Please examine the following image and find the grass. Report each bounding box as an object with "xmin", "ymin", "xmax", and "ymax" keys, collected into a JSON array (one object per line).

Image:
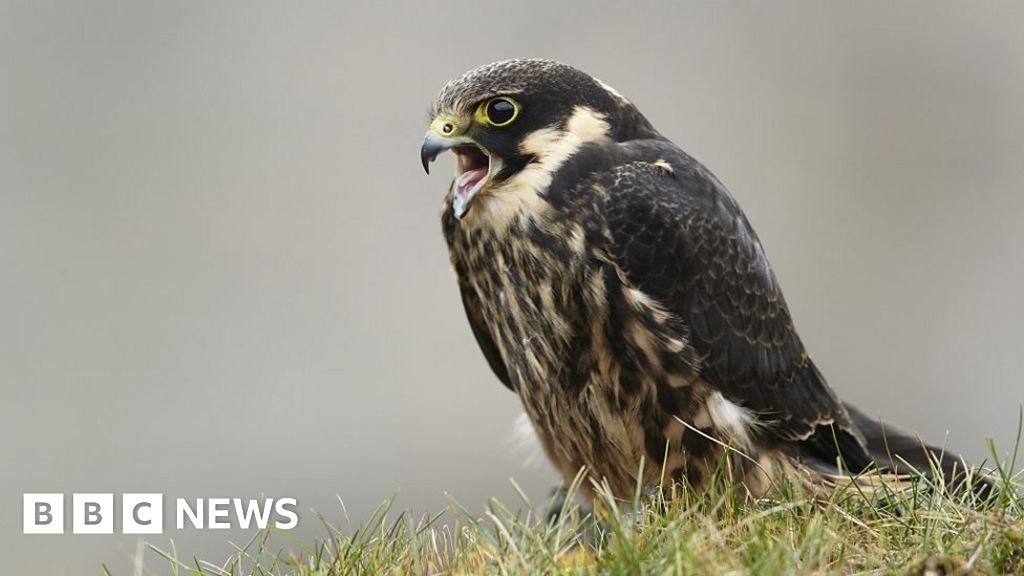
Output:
[{"xmin": 121, "ymin": 433, "xmax": 1023, "ymax": 576}]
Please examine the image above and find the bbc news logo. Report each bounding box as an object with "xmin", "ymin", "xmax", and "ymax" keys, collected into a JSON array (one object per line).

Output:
[{"xmin": 23, "ymin": 494, "xmax": 298, "ymax": 534}]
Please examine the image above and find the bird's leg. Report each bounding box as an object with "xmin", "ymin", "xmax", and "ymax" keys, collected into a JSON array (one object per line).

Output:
[
  {"xmin": 621, "ymin": 484, "xmax": 668, "ymax": 527},
  {"xmin": 543, "ymin": 484, "xmax": 611, "ymax": 549},
  {"xmin": 544, "ymin": 484, "xmax": 592, "ymax": 524}
]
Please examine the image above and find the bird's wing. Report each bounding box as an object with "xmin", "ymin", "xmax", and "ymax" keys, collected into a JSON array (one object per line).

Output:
[
  {"xmin": 598, "ymin": 142, "xmax": 869, "ymax": 466},
  {"xmin": 442, "ymin": 186, "xmax": 514, "ymax": 393},
  {"xmin": 459, "ymin": 281, "xmax": 513, "ymax": 391}
]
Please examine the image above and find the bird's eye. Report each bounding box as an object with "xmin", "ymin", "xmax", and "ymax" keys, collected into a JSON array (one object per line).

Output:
[{"xmin": 477, "ymin": 97, "xmax": 520, "ymax": 127}]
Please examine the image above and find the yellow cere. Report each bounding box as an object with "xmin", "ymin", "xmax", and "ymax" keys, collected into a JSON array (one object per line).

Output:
[{"xmin": 430, "ymin": 115, "xmax": 462, "ymax": 137}]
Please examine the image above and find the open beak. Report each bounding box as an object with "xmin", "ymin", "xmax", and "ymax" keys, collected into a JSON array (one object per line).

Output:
[{"xmin": 421, "ymin": 132, "xmax": 500, "ymax": 220}]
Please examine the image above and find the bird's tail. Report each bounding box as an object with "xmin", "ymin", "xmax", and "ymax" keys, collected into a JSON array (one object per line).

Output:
[
  {"xmin": 780, "ymin": 402, "xmax": 995, "ymax": 503},
  {"xmin": 840, "ymin": 402, "xmax": 994, "ymax": 499}
]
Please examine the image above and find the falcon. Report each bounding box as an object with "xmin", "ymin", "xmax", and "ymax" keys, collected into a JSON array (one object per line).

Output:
[{"xmin": 421, "ymin": 59, "xmax": 988, "ymax": 501}]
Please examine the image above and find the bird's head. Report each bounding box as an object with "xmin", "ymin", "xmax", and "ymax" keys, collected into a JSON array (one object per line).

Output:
[{"xmin": 422, "ymin": 59, "xmax": 659, "ymax": 221}]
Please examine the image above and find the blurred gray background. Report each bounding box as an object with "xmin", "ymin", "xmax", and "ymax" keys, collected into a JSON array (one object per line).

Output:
[{"xmin": 2, "ymin": 1, "xmax": 1023, "ymax": 573}]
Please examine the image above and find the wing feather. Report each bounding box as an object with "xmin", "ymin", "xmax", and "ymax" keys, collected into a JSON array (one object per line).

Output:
[
  {"xmin": 598, "ymin": 143, "xmax": 870, "ymax": 467},
  {"xmin": 459, "ymin": 282, "xmax": 513, "ymax": 391}
]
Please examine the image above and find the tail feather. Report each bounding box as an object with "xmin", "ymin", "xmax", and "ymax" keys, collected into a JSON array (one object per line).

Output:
[{"xmin": 841, "ymin": 402, "xmax": 994, "ymax": 501}]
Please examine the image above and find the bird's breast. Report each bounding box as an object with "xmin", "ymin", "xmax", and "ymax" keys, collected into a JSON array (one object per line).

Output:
[
  {"xmin": 452, "ymin": 222, "xmax": 584, "ymax": 394},
  {"xmin": 446, "ymin": 212, "xmax": 753, "ymax": 496}
]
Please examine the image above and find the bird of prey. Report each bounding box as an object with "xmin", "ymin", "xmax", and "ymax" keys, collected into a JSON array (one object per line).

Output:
[{"xmin": 421, "ymin": 59, "xmax": 988, "ymax": 502}]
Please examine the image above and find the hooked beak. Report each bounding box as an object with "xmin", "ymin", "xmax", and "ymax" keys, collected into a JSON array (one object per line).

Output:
[
  {"xmin": 420, "ymin": 132, "xmax": 461, "ymax": 175},
  {"xmin": 421, "ymin": 131, "xmax": 498, "ymax": 220}
]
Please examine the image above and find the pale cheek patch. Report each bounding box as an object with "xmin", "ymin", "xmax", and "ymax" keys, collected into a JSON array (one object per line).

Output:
[
  {"xmin": 519, "ymin": 127, "xmax": 577, "ymax": 162},
  {"xmin": 472, "ymin": 107, "xmax": 608, "ymax": 231},
  {"xmin": 565, "ymin": 106, "xmax": 610, "ymax": 142},
  {"xmin": 515, "ymin": 107, "xmax": 608, "ymax": 169}
]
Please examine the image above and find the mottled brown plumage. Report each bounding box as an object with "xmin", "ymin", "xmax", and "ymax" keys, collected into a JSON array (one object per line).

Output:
[{"xmin": 422, "ymin": 59, "xmax": 989, "ymax": 502}]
